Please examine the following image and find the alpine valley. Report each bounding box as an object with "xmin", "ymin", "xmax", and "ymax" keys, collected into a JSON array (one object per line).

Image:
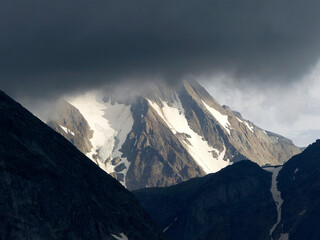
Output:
[{"xmin": 47, "ymin": 80, "xmax": 301, "ymax": 190}]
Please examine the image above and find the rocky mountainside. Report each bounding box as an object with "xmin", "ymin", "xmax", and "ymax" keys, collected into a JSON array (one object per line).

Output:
[
  {"xmin": 47, "ymin": 80, "xmax": 301, "ymax": 190},
  {"xmin": 134, "ymin": 160, "xmax": 277, "ymax": 240},
  {"xmin": 0, "ymin": 91, "xmax": 167, "ymax": 240},
  {"xmin": 133, "ymin": 140, "xmax": 320, "ymax": 240}
]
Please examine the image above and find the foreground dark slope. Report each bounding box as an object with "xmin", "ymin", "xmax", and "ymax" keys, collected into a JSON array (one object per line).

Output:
[
  {"xmin": 134, "ymin": 161, "xmax": 276, "ymax": 240},
  {"xmin": 0, "ymin": 91, "xmax": 166, "ymax": 240},
  {"xmin": 275, "ymin": 139, "xmax": 320, "ymax": 240}
]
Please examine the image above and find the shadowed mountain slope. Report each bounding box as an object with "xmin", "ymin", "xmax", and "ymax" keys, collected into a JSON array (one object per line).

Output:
[
  {"xmin": 0, "ymin": 91, "xmax": 166, "ymax": 240},
  {"xmin": 134, "ymin": 160, "xmax": 276, "ymax": 240},
  {"xmin": 275, "ymin": 139, "xmax": 320, "ymax": 240}
]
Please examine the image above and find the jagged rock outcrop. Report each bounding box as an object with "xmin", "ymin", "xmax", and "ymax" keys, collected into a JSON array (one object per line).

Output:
[{"xmin": 0, "ymin": 91, "xmax": 167, "ymax": 240}]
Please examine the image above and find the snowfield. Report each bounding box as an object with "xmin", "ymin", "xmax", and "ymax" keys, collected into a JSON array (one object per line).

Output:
[
  {"xmin": 68, "ymin": 92, "xmax": 133, "ymax": 187},
  {"xmin": 148, "ymin": 97, "xmax": 231, "ymax": 173}
]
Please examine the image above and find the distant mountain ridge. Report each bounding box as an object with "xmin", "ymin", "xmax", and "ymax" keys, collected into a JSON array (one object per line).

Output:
[
  {"xmin": 47, "ymin": 80, "xmax": 301, "ymax": 190},
  {"xmin": 134, "ymin": 160, "xmax": 277, "ymax": 240},
  {"xmin": 133, "ymin": 139, "xmax": 320, "ymax": 240}
]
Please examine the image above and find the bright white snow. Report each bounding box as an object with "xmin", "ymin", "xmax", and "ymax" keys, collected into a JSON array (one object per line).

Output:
[
  {"xmin": 111, "ymin": 233, "xmax": 129, "ymax": 240},
  {"xmin": 148, "ymin": 98, "xmax": 230, "ymax": 173},
  {"xmin": 264, "ymin": 166, "xmax": 285, "ymax": 239},
  {"xmin": 59, "ymin": 125, "xmax": 75, "ymax": 136},
  {"xmin": 236, "ymin": 117, "xmax": 243, "ymax": 123},
  {"xmin": 202, "ymin": 100, "xmax": 231, "ymax": 135},
  {"xmin": 243, "ymin": 121, "xmax": 254, "ymax": 133},
  {"xmin": 68, "ymin": 92, "xmax": 134, "ymax": 187},
  {"xmin": 235, "ymin": 116, "xmax": 254, "ymax": 133}
]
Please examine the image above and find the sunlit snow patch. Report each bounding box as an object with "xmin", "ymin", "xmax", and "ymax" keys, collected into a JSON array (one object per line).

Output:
[
  {"xmin": 244, "ymin": 121, "xmax": 254, "ymax": 132},
  {"xmin": 148, "ymin": 97, "xmax": 230, "ymax": 173},
  {"xmin": 59, "ymin": 125, "xmax": 75, "ymax": 136},
  {"xmin": 202, "ymin": 100, "xmax": 231, "ymax": 135},
  {"xmin": 236, "ymin": 117, "xmax": 243, "ymax": 123},
  {"xmin": 235, "ymin": 116, "xmax": 254, "ymax": 133},
  {"xmin": 68, "ymin": 92, "xmax": 133, "ymax": 187}
]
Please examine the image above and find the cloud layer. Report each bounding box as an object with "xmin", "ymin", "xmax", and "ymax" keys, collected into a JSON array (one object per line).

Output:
[{"xmin": 1, "ymin": 0, "xmax": 320, "ymax": 98}]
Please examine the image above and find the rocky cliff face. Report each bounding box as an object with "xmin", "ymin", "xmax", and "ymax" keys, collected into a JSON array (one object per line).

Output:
[
  {"xmin": 0, "ymin": 91, "xmax": 167, "ymax": 240},
  {"xmin": 46, "ymin": 80, "xmax": 301, "ymax": 190},
  {"xmin": 134, "ymin": 161, "xmax": 277, "ymax": 240},
  {"xmin": 47, "ymin": 99, "xmax": 93, "ymax": 154}
]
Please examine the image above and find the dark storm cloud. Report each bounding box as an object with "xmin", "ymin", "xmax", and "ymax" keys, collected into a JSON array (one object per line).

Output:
[{"xmin": 1, "ymin": 0, "xmax": 320, "ymax": 98}]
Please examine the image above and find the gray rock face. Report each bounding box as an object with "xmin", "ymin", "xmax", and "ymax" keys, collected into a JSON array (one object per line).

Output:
[
  {"xmin": 123, "ymin": 97, "xmax": 204, "ymax": 190},
  {"xmin": 0, "ymin": 91, "xmax": 167, "ymax": 240},
  {"xmin": 134, "ymin": 161, "xmax": 277, "ymax": 240},
  {"xmin": 46, "ymin": 80, "xmax": 301, "ymax": 190},
  {"xmin": 47, "ymin": 99, "xmax": 93, "ymax": 154}
]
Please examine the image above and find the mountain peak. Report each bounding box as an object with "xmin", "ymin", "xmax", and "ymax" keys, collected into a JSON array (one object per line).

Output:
[{"xmin": 46, "ymin": 80, "xmax": 301, "ymax": 189}]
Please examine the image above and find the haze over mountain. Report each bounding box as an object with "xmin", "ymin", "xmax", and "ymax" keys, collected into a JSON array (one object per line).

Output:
[
  {"xmin": 1, "ymin": 1, "xmax": 319, "ymax": 239},
  {"xmin": 47, "ymin": 80, "xmax": 300, "ymax": 190},
  {"xmin": 1, "ymin": 0, "xmax": 320, "ymax": 148}
]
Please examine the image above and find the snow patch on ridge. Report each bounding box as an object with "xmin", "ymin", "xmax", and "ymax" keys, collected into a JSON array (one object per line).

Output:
[
  {"xmin": 236, "ymin": 117, "xmax": 243, "ymax": 123},
  {"xmin": 235, "ymin": 116, "xmax": 254, "ymax": 133},
  {"xmin": 244, "ymin": 121, "xmax": 254, "ymax": 132},
  {"xmin": 68, "ymin": 92, "xmax": 133, "ymax": 187},
  {"xmin": 264, "ymin": 166, "xmax": 285, "ymax": 239},
  {"xmin": 148, "ymin": 98, "xmax": 230, "ymax": 173},
  {"xmin": 202, "ymin": 100, "xmax": 231, "ymax": 135},
  {"xmin": 59, "ymin": 125, "xmax": 75, "ymax": 136}
]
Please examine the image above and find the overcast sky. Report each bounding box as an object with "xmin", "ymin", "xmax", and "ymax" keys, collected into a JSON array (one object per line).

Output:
[
  {"xmin": 201, "ymin": 61, "xmax": 320, "ymax": 147},
  {"xmin": 1, "ymin": 0, "xmax": 320, "ymax": 146}
]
